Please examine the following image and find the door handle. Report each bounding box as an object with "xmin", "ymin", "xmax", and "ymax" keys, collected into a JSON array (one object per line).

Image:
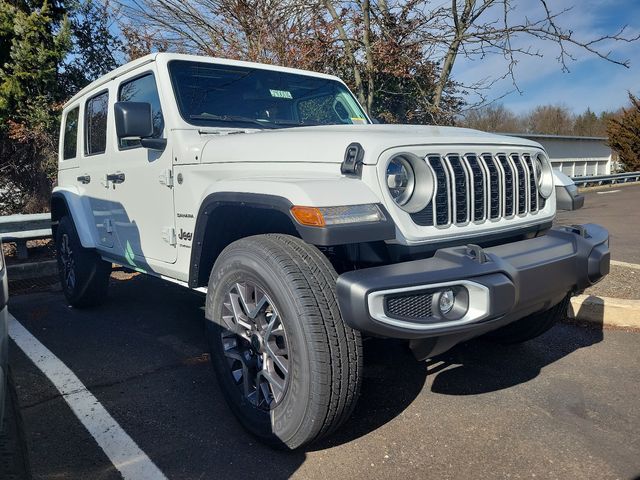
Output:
[
  {"xmin": 76, "ymin": 174, "xmax": 91, "ymax": 184},
  {"xmin": 106, "ymin": 172, "xmax": 126, "ymax": 184}
]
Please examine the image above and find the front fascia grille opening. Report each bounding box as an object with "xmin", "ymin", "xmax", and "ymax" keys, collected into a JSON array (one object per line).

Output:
[{"xmin": 406, "ymin": 149, "xmax": 548, "ymax": 230}]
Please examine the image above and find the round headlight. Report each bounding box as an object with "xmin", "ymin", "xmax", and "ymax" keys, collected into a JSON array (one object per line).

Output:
[
  {"xmin": 385, "ymin": 154, "xmax": 435, "ymax": 213},
  {"xmin": 535, "ymin": 153, "xmax": 554, "ymax": 199},
  {"xmin": 386, "ymin": 156, "xmax": 415, "ymax": 206}
]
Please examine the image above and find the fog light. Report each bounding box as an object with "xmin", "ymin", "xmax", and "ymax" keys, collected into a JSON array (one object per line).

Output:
[{"xmin": 439, "ymin": 289, "xmax": 455, "ymax": 315}]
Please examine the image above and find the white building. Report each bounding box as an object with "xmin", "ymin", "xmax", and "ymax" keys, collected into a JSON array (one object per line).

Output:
[{"xmin": 503, "ymin": 133, "xmax": 614, "ymax": 177}]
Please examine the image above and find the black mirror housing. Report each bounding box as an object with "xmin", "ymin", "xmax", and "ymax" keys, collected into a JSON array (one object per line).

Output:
[{"xmin": 114, "ymin": 102, "xmax": 154, "ymax": 139}]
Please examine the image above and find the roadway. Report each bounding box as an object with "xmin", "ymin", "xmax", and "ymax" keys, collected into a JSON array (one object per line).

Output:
[
  {"xmin": 8, "ymin": 273, "xmax": 640, "ymax": 479},
  {"xmin": 556, "ymin": 183, "xmax": 640, "ymax": 264},
  {"xmin": 5, "ymin": 183, "xmax": 640, "ymax": 479}
]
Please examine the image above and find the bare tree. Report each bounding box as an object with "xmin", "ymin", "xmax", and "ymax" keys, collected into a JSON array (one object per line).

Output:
[
  {"xmin": 522, "ymin": 104, "xmax": 574, "ymax": 135},
  {"xmin": 459, "ymin": 103, "xmax": 522, "ymax": 132},
  {"xmin": 118, "ymin": 0, "xmax": 639, "ymax": 123},
  {"xmin": 424, "ymin": 0, "xmax": 639, "ymax": 111},
  {"xmin": 118, "ymin": 0, "xmax": 325, "ymax": 66}
]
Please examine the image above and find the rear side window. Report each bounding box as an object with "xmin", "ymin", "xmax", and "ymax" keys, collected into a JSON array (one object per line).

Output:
[
  {"xmin": 85, "ymin": 91, "xmax": 109, "ymax": 155},
  {"xmin": 118, "ymin": 73, "xmax": 164, "ymax": 149},
  {"xmin": 63, "ymin": 107, "xmax": 79, "ymax": 160}
]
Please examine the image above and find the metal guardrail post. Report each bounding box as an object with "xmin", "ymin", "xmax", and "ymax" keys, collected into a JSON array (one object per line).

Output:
[{"xmin": 0, "ymin": 213, "xmax": 52, "ymax": 259}]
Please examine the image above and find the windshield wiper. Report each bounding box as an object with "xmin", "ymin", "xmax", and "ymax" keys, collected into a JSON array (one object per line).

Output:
[
  {"xmin": 272, "ymin": 120, "xmax": 322, "ymax": 127},
  {"xmin": 189, "ymin": 114, "xmax": 277, "ymax": 129}
]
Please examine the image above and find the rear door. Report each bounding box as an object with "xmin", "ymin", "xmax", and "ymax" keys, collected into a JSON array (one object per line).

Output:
[{"xmin": 109, "ymin": 71, "xmax": 176, "ymax": 264}]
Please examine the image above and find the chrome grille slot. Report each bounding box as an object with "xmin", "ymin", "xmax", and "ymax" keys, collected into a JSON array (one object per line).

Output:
[
  {"xmin": 409, "ymin": 149, "xmax": 547, "ymax": 229},
  {"xmin": 429, "ymin": 155, "xmax": 450, "ymax": 226},
  {"xmin": 497, "ymin": 154, "xmax": 515, "ymax": 217},
  {"xmin": 465, "ymin": 154, "xmax": 486, "ymax": 221},
  {"xmin": 512, "ymin": 154, "xmax": 528, "ymax": 215},
  {"xmin": 446, "ymin": 154, "xmax": 469, "ymax": 224},
  {"xmin": 523, "ymin": 153, "xmax": 538, "ymax": 212},
  {"xmin": 482, "ymin": 153, "xmax": 502, "ymax": 220}
]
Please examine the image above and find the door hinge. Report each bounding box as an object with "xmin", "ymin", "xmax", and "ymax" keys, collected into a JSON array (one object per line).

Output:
[
  {"xmin": 159, "ymin": 169, "xmax": 174, "ymax": 188},
  {"xmin": 105, "ymin": 219, "xmax": 113, "ymax": 233},
  {"xmin": 162, "ymin": 226, "xmax": 177, "ymax": 246}
]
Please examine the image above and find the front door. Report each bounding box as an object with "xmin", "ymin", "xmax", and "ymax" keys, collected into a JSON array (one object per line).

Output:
[
  {"xmin": 109, "ymin": 71, "xmax": 176, "ymax": 266},
  {"xmin": 80, "ymin": 90, "xmax": 114, "ymax": 248}
]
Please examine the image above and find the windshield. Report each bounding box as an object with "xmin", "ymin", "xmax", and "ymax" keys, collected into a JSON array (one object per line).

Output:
[{"xmin": 168, "ymin": 60, "xmax": 369, "ymax": 129}]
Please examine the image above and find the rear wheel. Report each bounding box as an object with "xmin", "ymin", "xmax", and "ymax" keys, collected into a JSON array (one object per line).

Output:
[
  {"xmin": 55, "ymin": 216, "xmax": 111, "ymax": 308},
  {"xmin": 205, "ymin": 234, "xmax": 362, "ymax": 449},
  {"xmin": 487, "ymin": 295, "xmax": 571, "ymax": 344}
]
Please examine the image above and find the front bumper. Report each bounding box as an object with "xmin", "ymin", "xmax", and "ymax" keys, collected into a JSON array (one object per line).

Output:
[{"xmin": 336, "ymin": 224, "xmax": 609, "ymax": 342}]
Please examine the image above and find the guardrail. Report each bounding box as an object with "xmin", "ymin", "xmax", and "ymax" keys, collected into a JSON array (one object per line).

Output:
[
  {"xmin": 572, "ymin": 171, "xmax": 640, "ymax": 186},
  {"xmin": 0, "ymin": 213, "xmax": 52, "ymax": 259}
]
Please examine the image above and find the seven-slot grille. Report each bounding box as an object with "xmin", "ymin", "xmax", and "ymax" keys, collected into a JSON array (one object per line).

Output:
[{"xmin": 411, "ymin": 152, "xmax": 544, "ymax": 227}]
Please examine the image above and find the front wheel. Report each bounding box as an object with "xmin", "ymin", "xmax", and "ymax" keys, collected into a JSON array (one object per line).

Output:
[{"xmin": 205, "ymin": 234, "xmax": 362, "ymax": 449}]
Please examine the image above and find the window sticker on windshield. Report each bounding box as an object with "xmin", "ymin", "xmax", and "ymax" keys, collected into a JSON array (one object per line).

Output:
[
  {"xmin": 351, "ymin": 117, "xmax": 366, "ymax": 124},
  {"xmin": 270, "ymin": 89, "xmax": 293, "ymax": 99}
]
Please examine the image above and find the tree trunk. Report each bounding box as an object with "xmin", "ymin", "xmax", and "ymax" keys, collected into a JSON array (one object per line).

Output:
[
  {"xmin": 323, "ymin": 0, "xmax": 367, "ymax": 110},
  {"xmin": 362, "ymin": 0, "xmax": 375, "ymax": 114}
]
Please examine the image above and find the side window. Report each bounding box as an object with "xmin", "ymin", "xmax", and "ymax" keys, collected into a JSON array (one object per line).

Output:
[
  {"xmin": 118, "ymin": 73, "xmax": 164, "ymax": 149},
  {"xmin": 85, "ymin": 91, "xmax": 109, "ymax": 155},
  {"xmin": 63, "ymin": 107, "xmax": 79, "ymax": 160}
]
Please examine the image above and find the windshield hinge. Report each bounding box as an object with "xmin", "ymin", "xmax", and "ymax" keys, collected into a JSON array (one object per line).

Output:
[
  {"xmin": 159, "ymin": 169, "xmax": 174, "ymax": 188},
  {"xmin": 341, "ymin": 143, "xmax": 364, "ymax": 176}
]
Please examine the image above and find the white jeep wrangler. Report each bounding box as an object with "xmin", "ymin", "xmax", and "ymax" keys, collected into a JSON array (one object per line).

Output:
[{"xmin": 52, "ymin": 53, "xmax": 610, "ymax": 449}]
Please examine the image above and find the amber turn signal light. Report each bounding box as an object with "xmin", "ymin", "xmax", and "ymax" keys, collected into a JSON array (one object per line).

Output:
[{"xmin": 290, "ymin": 206, "xmax": 326, "ymax": 227}]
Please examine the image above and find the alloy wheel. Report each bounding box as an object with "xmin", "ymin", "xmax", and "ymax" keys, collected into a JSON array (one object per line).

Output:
[
  {"xmin": 59, "ymin": 233, "xmax": 76, "ymax": 291},
  {"xmin": 220, "ymin": 281, "xmax": 290, "ymax": 410}
]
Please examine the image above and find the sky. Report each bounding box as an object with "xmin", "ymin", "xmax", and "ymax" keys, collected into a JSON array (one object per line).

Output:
[{"xmin": 451, "ymin": 0, "xmax": 640, "ymax": 114}]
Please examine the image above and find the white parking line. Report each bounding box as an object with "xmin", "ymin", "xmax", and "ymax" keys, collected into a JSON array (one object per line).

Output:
[
  {"xmin": 597, "ymin": 190, "xmax": 620, "ymax": 195},
  {"xmin": 8, "ymin": 313, "xmax": 168, "ymax": 480}
]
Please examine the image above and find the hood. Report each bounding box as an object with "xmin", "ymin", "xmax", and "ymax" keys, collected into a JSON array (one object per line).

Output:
[{"xmin": 199, "ymin": 124, "xmax": 544, "ymax": 165}]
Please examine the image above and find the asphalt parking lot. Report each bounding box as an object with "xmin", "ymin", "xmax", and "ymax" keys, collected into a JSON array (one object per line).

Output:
[
  {"xmin": 7, "ymin": 276, "xmax": 640, "ymax": 480},
  {"xmin": 556, "ymin": 183, "xmax": 640, "ymax": 263},
  {"xmin": 6, "ymin": 184, "xmax": 640, "ymax": 480}
]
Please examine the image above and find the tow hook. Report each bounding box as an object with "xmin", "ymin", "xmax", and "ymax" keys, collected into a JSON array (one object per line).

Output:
[
  {"xmin": 567, "ymin": 225, "xmax": 590, "ymax": 238},
  {"xmin": 466, "ymin": 244, "xmax": 489, "ymax": 264}
]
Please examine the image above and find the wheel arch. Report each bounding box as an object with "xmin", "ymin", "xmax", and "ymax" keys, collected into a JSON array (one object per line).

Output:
[
  {"xmin": 50, "ymin": 189, "xmax": 97, "ymax": 249},
  {"xmin": 188, "ymin": 193, "xmax": 300, "ymax": 288},
  {"xmin": 188, "ymin": 192, "xmax": 395, "ymax": 287}
]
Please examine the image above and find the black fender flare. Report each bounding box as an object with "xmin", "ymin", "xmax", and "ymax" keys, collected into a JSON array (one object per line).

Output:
[{"xmin": 188, "ymin": 192, "xmax": 395, "ymax": 287}]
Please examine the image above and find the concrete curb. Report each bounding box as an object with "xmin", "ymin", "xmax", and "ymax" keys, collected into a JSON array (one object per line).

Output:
[
  {"xmin": 568, "ymin": 294, "xmax": 640, "ymax": 329},
  {"xmin": 7, "ymin": 260, "xmax": 57, "ymax": 281}
]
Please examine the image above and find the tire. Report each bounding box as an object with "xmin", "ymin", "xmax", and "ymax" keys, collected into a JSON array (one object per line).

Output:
[
  {"xmin": 0, "ymin": 371, "xmax": 32, "ymax": 480},
  {"xmin": 487, "ymin": 295, "xmax": 571, "ymax": 344},
  {"xmin": 55, "ymin": 216, "xmax": 111, "ymax": 308},
  {"xmin": 205, "ymin": 234, "xmax": 362, "ymax": 449}
]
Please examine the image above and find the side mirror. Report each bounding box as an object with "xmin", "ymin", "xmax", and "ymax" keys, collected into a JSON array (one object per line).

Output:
[
  {"xmin": 553, "ymin": 169, "xmax": 584, "ymax": 211},
  {"xmin": 114, "ymin": 102, "xmax": 153, "ymax": 139},
  {"xmin": 114, "ymin": 102, "xmax": 167, "ymax": 151}
]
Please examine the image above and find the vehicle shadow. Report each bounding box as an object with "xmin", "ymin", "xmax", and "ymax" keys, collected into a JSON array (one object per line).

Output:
[
  {"xmin": 427, "ymin": 296, "xmax": 604, "ymax": 396},
  {"xmin": 12, "ymin": 270, "xmax": 606, "ymax": 479},
  {"xmin": 315, "ymin": 296, "xmax": 604, "ymax": 448}
]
